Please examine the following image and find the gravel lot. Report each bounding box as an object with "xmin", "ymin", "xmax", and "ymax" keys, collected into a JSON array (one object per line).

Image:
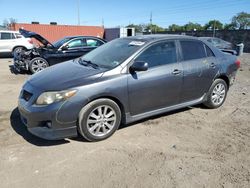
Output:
[{"xmin": 0, "ymin": 55, "xmax": 249, "ymax": 188}]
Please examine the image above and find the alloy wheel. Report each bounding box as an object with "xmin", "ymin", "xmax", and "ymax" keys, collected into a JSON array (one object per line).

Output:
[
  {"xmin": 86, "ymin": 105, "xmax": 117, "ymax": 137},
  {"xmin": 31, "ymin": 59, "xmax": 48, "ymax": 73},
  {"xmin": 211, "ymin": 83, "xmax": 226, "ymax": 106}
]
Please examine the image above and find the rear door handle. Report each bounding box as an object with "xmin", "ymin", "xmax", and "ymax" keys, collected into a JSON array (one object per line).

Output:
[
  {"xmin": 210, "ymin": 62, "xmax": 216, "ymax": 68},
  {"xmin": 172, "ymin": 69, "xmax": 181, "ymax": 75}
]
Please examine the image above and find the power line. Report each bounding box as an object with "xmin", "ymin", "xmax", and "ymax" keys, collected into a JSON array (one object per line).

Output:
[
  {"xmin": 85, "ymin": 0, "xmax": 246, "ymax": 23},
  {"xmin": 79, "ymin": 0, "xmax": 249, "ymax": 27}
]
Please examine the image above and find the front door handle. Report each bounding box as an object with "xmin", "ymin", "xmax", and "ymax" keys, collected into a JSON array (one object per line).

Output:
[{"xmin": 172, "ymin": 69, "xmax": 181, "ymax": 75}]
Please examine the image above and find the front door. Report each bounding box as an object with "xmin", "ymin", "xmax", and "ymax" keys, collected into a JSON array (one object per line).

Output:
[
  {"xmin": 48, "ymin": 38, "xmax": 87, "ymax": 65},
  {"xmin": 128, "ymin": 40, "xmax": 183, "ymax": 116}
]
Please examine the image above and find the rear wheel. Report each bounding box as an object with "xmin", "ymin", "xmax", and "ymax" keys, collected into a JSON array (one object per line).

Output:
[
  {"xmin": 78, "ymin": 99, "xmax": 121, "ymax": 142},
  {"xmin": 203, "ymin": 79, "xmax": 228, "ymax": 109},
  {"xmin": 29, "ymin": 57, "xmax": 49, "ymax": 74}
]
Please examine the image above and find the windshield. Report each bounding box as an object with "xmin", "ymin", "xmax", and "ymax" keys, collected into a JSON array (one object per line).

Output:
[
  {"xmin": 81, "ymin": 38, "xmax": 146, "ymax": 69},
  {"xmin": 53, "ymin": 37, "xmax": 72, "ymax": 48}
]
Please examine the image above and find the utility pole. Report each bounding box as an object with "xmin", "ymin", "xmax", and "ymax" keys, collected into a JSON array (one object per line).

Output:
[
  {"xmin": 150, "ymin": 11, "xmax": 152, "ymax": 34},
  {"xmin": 77, "ymin": 0, "xmax": 80, "ymax": 25},
  {"xmin": 102, "ymin": 18, "xmax": 104, "ymax": 28},
  {"xmin": 213, "ymin": 19, "xmax": 216, "ymax": 37}
]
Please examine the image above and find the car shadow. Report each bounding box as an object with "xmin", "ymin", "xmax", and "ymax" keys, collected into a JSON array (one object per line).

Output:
[
  {"xmin": 119, "ymin": 104, "xmax": 204, "ymax": 129},
  {"xmin": 10, "ymin": 108, "xmax": 70, "ymax": 146},
  {"xmin": 9, "ymin": 65, "xmax": 31, "ymax": 75},
  {"xmin": 0, "ymin": 52, "xmax": 12, "ymax": 58},
  {"xmin": 10, "ymin": 104, "xmax": 206, "ymax": 144},
  {"xmin": 71, "ymin": 104, "xmax": 206, "ymax": 142}
]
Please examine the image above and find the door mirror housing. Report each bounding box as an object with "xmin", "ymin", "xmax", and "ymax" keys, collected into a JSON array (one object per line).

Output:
[
  {"xmin": 130, "ymin": 61, "xmax": 148, "ymax": 72},
  {"xmin": 61, "ymin": 45, "xmax": 69, "ymax": 51}
]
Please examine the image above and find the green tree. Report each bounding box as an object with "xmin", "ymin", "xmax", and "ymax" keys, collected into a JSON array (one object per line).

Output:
[
  {"xmin": 146, "ymin": 24, "xmax": 165, "ymax": 33},
  {"xmin": 183, "ymin": 22, "xmax": 203, "ymax": 31},
  {"xmin": 232, "ymin": 12, "xmax": 250, "ymax": 29},
  {"xmin": 224, "ymin": 23, "xmax": 235, "ymax": 30},
  {"xmin": 168, "ymin": 24, "xmax": 184, "ymax": 31},
  {"xmin": 204, "ymin": 20, "xmax": 223, "ymax": 30}
]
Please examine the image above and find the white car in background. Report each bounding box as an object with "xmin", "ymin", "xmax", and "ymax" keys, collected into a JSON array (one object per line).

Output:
[{"xmin": 0, "ymin": 30, "xmax": 34, "ymax": 55}]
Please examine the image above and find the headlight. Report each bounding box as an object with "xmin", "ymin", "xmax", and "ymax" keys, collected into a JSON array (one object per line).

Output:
[{"xmin": 36, "ymin": 90, "xmax": 77, "ymax": 105}]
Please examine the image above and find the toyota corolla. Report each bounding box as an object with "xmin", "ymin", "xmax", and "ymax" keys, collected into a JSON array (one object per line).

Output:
[{"xmin": 18, "ymin": 35, "xmax": 240, "ymax": 141}]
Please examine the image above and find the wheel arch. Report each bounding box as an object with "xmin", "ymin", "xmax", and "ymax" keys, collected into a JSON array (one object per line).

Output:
[
  {"xmin": 215, "ymin": 74, "xmax": 230, "ymax": 90},
  {"xmin": 12, "ymin": 45, "xmax": 27, "ymax": 52}
]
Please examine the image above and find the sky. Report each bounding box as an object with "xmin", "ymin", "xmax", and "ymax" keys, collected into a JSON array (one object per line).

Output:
[{"xmin": 0, "ymin": 0, "xmax": 249, "ymax": 28}]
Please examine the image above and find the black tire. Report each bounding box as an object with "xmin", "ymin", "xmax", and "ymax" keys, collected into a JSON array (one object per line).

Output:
[
  {"xmin": 78, "ymin": 98, "xmax": 121, "ymax": 142},
  {"xmin": 203, "ymin": 79, "xmax": 228, "ymax": 109},
  {"xmin": 29, "ymin": 57, "xmax": 49, "ymax": 74},
  {"xmin": 12, "ymin": 46, "xmax": 26, "ymax": 56}
]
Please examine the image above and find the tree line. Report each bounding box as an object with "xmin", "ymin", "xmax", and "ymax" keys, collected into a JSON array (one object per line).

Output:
[{"xmin": 127, "ymin": 12, "xmax": 250, "ymax": 33}]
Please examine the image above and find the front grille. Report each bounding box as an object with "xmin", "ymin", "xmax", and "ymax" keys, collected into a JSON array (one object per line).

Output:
[{"xmin": 22, "ymin": 90, "xmax": 33, "ymax": 101}]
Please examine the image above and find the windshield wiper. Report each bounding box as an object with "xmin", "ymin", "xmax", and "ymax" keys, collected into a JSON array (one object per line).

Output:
[{"xmin": 78, "ymin": 58, "xmax": 99, "ymax": 69}]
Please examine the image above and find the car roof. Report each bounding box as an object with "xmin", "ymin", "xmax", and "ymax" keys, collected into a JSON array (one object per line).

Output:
[
  {"xmin": 63, "ymin": 36, "xmax": 105, "ymax": 40},
  {"xmin": 0, "ymin": 30, "xmax": 19, "ymax": 33},
  {"xmin": 126, "ymin": 34, "xmax": 197, "ymax": 42},
  {"xmin": 199, "ymin": 37, "xmax": 218, "ymax": 39}
]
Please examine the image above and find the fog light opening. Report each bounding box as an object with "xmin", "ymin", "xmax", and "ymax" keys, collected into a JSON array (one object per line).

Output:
[{"xmin": 45, "ymin": 121, "xmax": 52, "ymax": 128}]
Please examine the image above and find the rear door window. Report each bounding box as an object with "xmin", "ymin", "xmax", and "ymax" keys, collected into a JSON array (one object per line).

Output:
[
  {"xmin": 86, "ymin": 38, "xmax": 104, "ymax": 47},
  {"xmin": 15, "ymin": 33, "xmax": 23, "ymax": 39},
  {"xmin": 135, "ymin": 41, "xmax": 177, "ymax": 68},
  {"xmin": 0, "ymin": 32, "xmax": 12, "ymax": 40},
  {"xmin": 180, "ymin": 40, "xmax": 206, "ymax": 61},
  {"xmin": 205, "ymin": 45, "xmax": 215, "ymax": 57}
]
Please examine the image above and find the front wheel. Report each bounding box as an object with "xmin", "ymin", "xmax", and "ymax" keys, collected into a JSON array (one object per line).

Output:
[
  {"xmin": 78, "ymin": 99, "xmax": 121, "ymax": 142},
  {"xmin": 203, "ymin": 79, "xmax": 228, "ymax": 109},
  {"xmin": 29, "ymin": 57, "xmax": 49, "ymax": 74}
]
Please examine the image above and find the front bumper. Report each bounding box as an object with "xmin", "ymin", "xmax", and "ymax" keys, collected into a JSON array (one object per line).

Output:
[
  {"xmin": 14, "ymin": 59, "xmax": 29, "ymax": 71},
  {"xmin": 18, "ymin": 83, "xmax": 79, "ymax": 140},
  {"xmin": 19, "ymin": 101, "xmax": 78, "ymax": 140}
]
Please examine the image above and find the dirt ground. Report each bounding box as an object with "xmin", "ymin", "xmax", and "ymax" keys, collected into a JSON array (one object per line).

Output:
[{"xmin": 0, "ymin": 54, "xmax": 249, "ymax": 188}]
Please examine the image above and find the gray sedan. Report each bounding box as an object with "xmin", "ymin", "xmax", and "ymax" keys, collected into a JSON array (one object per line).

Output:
[{"xmin": 18, "ymin": 35, "xmax": 240, "ymax": 141}]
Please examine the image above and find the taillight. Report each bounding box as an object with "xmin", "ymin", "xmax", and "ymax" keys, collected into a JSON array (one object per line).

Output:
[
  {"xmin": 28, "ymin": 39, "xmax": 33, "ymax": 44},
  {"xmin": 235, "ymin": 60, "xmax": 240, "ymax": 69}
]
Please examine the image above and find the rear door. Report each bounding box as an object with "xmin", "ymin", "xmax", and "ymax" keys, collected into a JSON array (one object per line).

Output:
[
  {"xmin": 179, "ymin": 40, "xmax": 219, "ymax": 103},
  {"xmin": 128, "ymin": 40, "xmax": 183, "ymax": 115},
  {"xmin": 0, "ymin": 32, "xmax": 15, "ymax": 53}
]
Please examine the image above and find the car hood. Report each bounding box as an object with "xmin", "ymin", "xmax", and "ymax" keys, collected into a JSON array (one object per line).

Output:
[
  {"xmin": 27, "ymin": 59, "xmax": 105, "ymax": 91},
  {"xmin": 19, "ymin": 29, "xmax": 54, "ymax": 48}
]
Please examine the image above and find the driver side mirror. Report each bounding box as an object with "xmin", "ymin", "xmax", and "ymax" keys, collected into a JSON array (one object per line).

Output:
[
  {"xmin": 61, "ymin": 45, "xmax": 69, "ymax": 51},
  {"xmin": 130, "ymin": 61, "xmax": 148, "ymax": 72}
]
